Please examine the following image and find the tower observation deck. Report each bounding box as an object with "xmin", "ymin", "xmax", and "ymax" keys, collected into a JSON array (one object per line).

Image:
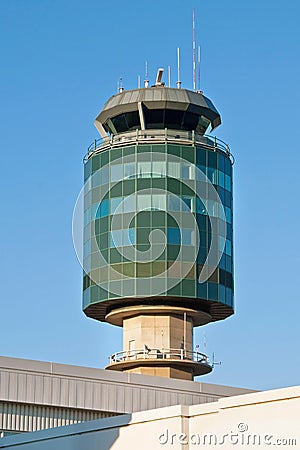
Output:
[{"xmin": 82, "ymin": 78, "xmax": 234, "ymax": 380}]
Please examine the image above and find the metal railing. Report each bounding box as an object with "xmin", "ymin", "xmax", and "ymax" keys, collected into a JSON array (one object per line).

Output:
[
  {"xmin": 109, "ymin": 348, "xmax": 211, "ymax": 366},
  {"xmin": 84, "ymin": 129, "xmax": 234, "ymax": 164}
]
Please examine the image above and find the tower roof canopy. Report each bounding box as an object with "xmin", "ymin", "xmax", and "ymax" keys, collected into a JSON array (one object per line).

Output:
[{"xmin": 94, "ymin": 87, "xmax": 221, "ymax": 137}]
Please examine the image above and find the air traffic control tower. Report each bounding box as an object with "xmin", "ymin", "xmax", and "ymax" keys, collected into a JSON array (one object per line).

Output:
[{"xmin": 82, "ymin": 71, "xmax": 234, "ymax": 380}]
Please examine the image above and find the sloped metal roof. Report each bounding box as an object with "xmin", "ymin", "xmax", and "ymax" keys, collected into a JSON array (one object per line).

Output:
[{"xmin": 95, "ymin": 87, "xmax": 221, "ymax": 130}]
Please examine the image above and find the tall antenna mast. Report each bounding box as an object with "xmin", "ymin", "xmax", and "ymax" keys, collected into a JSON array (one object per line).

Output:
[
  {"xmin": 192, "ymin": 9, "xmax": 197, "ymax": 91},
  {"xmin": 176, "ymin": 47, "xmax": 181, "ymax": 89},
  {"xmin": 168, "ymin": 65, "xmax": 171, "ymax": 87},
  {"xmin": 198, "ymin": 45, "xmax": 201, "ymax": 92}
]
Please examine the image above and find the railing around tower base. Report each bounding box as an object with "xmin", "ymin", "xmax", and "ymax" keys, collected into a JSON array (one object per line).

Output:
[
  {"xmin": 84, "ymin": 129, "xmax": 234, "ymax": 164},
  {"xmin": 109, "ymin": 348, "xmax": 211, "ymax": 366}
]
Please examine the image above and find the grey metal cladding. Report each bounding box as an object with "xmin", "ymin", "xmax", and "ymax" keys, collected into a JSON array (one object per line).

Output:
[
  {"xmin": 0, "ymin": 356, "xmax": 255, "ymax": 434},
  {"xmin": 0, "ymin": 402, "xmax": 115, "ymax": 433},
  {"xmin": 95, "ymin": 87, "xmax": 221, "ymax": 129}
]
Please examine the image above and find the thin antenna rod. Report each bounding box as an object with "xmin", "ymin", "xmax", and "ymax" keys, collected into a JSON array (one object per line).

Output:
[
  {"xmin": 198, "ymin": 45, "xmax": 201, "ymax": 92},
  {"xmin": 118, "ymin": 77, "xmax": 124, "ymax": 93},
  {"xmin": 176, "ymin": 47, "xmax": 181, "ymax": 89},
  {"xmin": 192, "ymin": 9, "xmax": 196, "ymax": 91},
  {"xmin": 168, "ymin": 65, "xmax": 171, "ymax": 88},
  {"xmin": 144, "ymin": 61, "xmax": 149, "ymax": 88},
  {"xmin": 138, "ymin": 75, "xmax": 141, "ymax": 89}
]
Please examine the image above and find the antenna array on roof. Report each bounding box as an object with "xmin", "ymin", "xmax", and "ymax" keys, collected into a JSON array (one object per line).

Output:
[{"xmin": 127, "ymin": 9, "xmax": 204, "ymax": 92}]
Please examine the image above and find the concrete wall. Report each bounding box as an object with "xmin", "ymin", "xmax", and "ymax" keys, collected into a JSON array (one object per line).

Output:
[{"xmin": 0, "ymin": 385, "xmax": 299, "ymax": 449}]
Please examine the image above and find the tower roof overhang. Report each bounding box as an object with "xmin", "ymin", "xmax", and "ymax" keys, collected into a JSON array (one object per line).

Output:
[{"xmin": 94, "ymin": 87, "xmax": 221, "ymax": 136}]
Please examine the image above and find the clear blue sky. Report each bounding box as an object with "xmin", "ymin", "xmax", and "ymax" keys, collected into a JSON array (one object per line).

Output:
[{"xmin": 0, "ymin": 0, "xmax": 299, "ymax": 391}]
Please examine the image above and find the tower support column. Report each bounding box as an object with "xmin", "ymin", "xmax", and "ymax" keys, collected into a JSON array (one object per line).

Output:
[{"xmin": 105, "ymin": 306, "xmax": 212, "ymax": 380}]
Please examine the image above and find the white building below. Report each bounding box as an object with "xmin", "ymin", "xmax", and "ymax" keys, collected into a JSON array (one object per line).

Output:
[{"xmin": 0, "ymin": 384, "xmax": 299, "ymax": 449}]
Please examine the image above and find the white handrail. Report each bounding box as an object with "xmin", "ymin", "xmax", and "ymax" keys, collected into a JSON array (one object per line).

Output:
[
  {"xmin": 109, "ymin": 348, "xmax": 211, "ymax": 365},
  {"xmin": 84, "ymin": 130, "xmax": 233, "ymax": 164}
]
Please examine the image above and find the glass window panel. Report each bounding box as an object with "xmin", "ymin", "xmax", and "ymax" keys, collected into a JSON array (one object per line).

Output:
[
  {"xmin": 110, "ymin": 164, "xmax": 123, "ymax": 182},
  {"xmin": 225, "ymin": 239, "xmax": 232, "ymax": 256},
  {"xmin": 225, "ymin": 157, "xmax": 231, "ymax": 173},
  {"xmin": 218, "ymin": 170, "xmax": 225, "ymax": 188},
  {"xmin": 225, "ymin": 174, "xmax": 231, "ymax": 192},
  {"xmin": 152, "ymin": 194, "xmax": 166, "ymax": 210},
  {"xmin": 225, "ymin": 206, "xmax": 232, "ymax": 224},
  {"xmin": 138, "ymin": 194, "xmax": 151, "ymax": 210},
  {"xmin": 100, "ymin": 199, "xmax": 109, "ymax": 217},
  {"xmin": 84, "ymin": 159, "xmax": 92, "ymax": 178},
  {"xmin": 197, "ymin": 282, "xmax": 207, "ymax": 298},
  {"xmin": 91, "ymin": 203, "xmax": 100, "ymax": 219},
  {"xmin": 207, "ymin": 199, "xmax": 219, "ymax": 217},
  {"xmin": 219, "ymin": 236, "xmax": 225, "ymax": 252},
  {"xmin": 92, "ymin": 203, "xmax": 100, "ymax": 220},
  {"xmin": 224, "ymin": 190, "xmax": 231, "ymax": 208},
  {"xmin": 208, "ymin": 167, "xmax": 218, "ymax": 184},
  {"xmin": 129, "ymin": 228, "xmax": 135, "ymax": 245},
  {"xmin": 182, "ymin": 229, "xmax": 193, "ymax": 245},
  {"xmin": 182, "ymin": 163, "xmax": 189, "ymax": 179},
  {"xmin": 218, "ymin": 154, "xmax": 225, "ymax": 171},
  {"xmin": 92, "ymin": 171, "xmax": 101, "ymax": 187},
  {"xmin": 168, "ymin": 194, "xmax": 181, "ymax": 211},
  {"xmin": 197, "ymin": 148, "xmax": 206, "ymax": 165},
  {"xmin": 226, "ymin": 287, "xmax": 232, "ymax": 305},
  {"xmin": 84, "ymin": 208, "xmax": 90, "ymax": 226},
  {"xmin": 168, "ymin": 162, "xmax": 181, "ymax": 178},
  {"xmin": 196, "ymin": 164, "xmax": 206, "ymax": 180},
  {"xmin": 83, "ymin": 240, "xmax": 91, "ymax": 258},
  {"xmin": 219, "ymin": 285, "xmax": 226, "ymax": 302},
  {"xmin": 84, "ymin": 223, "xmax": 92, "ymax": 242},
  {"xmin": 168, "ymin": 228, "xmax": 181, "ymax": 244},
  {"xmin": 123, "ymin": 195, "xmax": 136, "ymax": 213},
  {"xmin": 189, "ymin": 164, "xmax": 196, "ymax": 179},
  {"xmin": 208, "ymin": 151, "xmax": 217, "ymax": 168},
  {"xmin": 84, "ymin": 182, "xmax": 92, "ymax": 201},
  {"xmin": 124, "ymin": 163, "xmax": 136, "ymax": 179},
  {"xmin": 208, "ymin": 282, "xmax": 218, "ymax": 300},
  {"xmin": 196, "ymin": 197, "xmax": 206, "ymax": 215},
  {"xmin": 110, "ymin": 197, "xmax": 123, "ymax": 214},
  {"xmin": 191, "ymin": 198, "xmax": 196, "ymax": 213},
  {"xmin": 137, "ymin": 161, "xmax": 151, "ymax": 178},
  {"xmin": 123, "ymin": 228, "xmax": 135, "ymax": 246},
  {"xmin": 225, "ymin": 255, "xmax": 232, "ymax": 272},
  {"xmin": 152, "ymin": 161, "xmax": 166, "ymax": 177},
  {"xmin": 101, "ymin": 166, "xmax": 109, "ymax": 185},
  {"xmin": 226, "ymin": 224, "xmax": 233, "ymax": 241},
  {"xmin": 219, "ymin": 219, "xmax": 226, "ymax": 237},
  {"xmin": 182, "ymin": 196, "xmax": 192, "ymax": 211},
  {"xmin": 110, "ymin": 230, "xmax": 123, "ymax": 247}
]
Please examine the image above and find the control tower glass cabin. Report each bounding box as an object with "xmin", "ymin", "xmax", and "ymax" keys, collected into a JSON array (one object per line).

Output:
[{"xmin": 82, "ymin": 77, "xmax": 234, "ymax": 380}]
